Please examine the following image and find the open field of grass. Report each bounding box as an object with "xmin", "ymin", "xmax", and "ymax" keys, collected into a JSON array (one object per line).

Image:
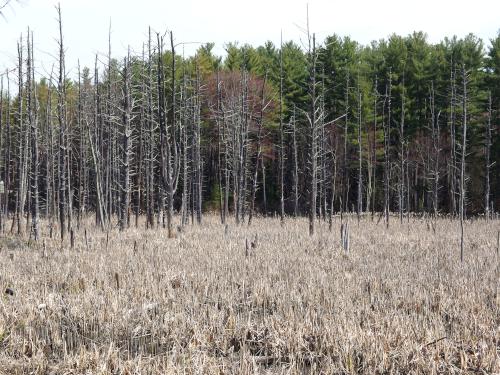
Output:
[{"xmin": 0, "ymin": 215, "xmax": 498, "ymax": 374}]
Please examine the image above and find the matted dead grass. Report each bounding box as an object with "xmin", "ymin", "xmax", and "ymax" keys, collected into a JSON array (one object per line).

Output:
[{"xmin": 0, "ymin": 215, "xmax": 498, "ymax": 374}]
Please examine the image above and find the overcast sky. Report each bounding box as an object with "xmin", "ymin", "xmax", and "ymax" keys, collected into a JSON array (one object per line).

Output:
[{"xmin": 0, "ymin": 0, "xmax": 499, "ymax": 79}]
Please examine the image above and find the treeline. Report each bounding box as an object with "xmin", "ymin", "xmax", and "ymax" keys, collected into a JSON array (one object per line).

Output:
[{"xmin": 0, "ymin": 7, "xmax": 499, "ymax": 238}]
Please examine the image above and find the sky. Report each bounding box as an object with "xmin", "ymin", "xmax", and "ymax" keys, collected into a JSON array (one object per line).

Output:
[{"xmin": 0, "ymin": 0, "xmax": 499, "ymax": 80}]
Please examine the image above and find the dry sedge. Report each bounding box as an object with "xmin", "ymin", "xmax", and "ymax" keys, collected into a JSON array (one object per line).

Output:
[{"xmin": 0, "ymin": 214, "xmax": 498, "ymax": 374}]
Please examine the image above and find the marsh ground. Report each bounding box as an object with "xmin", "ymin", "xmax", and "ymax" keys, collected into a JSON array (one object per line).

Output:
[{"xmin": 0, "ymin": 215, "xmax": 498, "ymax": 374}]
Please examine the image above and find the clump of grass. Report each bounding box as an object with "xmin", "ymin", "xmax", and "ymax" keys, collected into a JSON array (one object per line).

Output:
[{"xmin": 0, "ymin": 214, "xmax": 498, "ymax": 374}]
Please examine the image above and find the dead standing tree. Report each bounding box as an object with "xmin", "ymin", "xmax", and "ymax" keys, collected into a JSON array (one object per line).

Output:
[
  {"xmin": 56, "ymin": 5, "xmax": 68, "ymax": 241},
  {"xmin": 357, "ymin": 80, "xmax": 363, "ymax": 223},
  {"xmin": 371, "ymin": 77, "xmax": 378, "ymax": 219},
  {"xmin": 306, "ymin": 33, "xmax": 322, "ymax": 236},
  {"xmin": 119, "ymin": 53, "xmax": 132, "ymax": 231},
  {"xmin": 248, "ymin": 72, "xmax": 267, "ymax": 226},
  {"xmin": 279, "ymin": 34, "xmax": 285, "ymax": 224},
  {"xmin": 235, "ymin": 70, "xmax": 250, "ymax": 225},
  {"xmin": 448, "ymin": 61, "xmax": 457, "ymax": 216},
  {"xmin": 157, "ymin": 32, "xmax": 179, "ymax": 238},
  {"xmin": 398, "ymin": 75, "xmax": 405, "ymax": 224},
  {"xmin": 484, "ymin": 92, "xmax": 492, "ymax": 219},
  {"xmin": 193, "ymin": 65, "xmax": 202, "ymax": 225},
  {"xmin": 3, "ymin": 70, "xmax": 11, "ymax": 221},
  {"xmin": 27, "ymin": 30, "xmax": 40, "ymax": 241},
  {"xmin": 429, "ymin": 81, "xmax": 441, "ymax": 217},
  {"xmin": 12, "ymin": 36, "xmax": 27, "ymax": 235},
  {"xmin": 383, "ymin": 72, "xmax": 392, "ymax": 228},
  {"xmin": 459, "ymin": 65, "xmax": 468, "ymax": 262},
  {"xmin": 88, "ymin": 56, "xmax": 107, "ymax": 229}
]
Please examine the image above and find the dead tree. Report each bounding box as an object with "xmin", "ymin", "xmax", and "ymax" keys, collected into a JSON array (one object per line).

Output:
[
  {"xmin": 357, "ymin": 82, "xmax": 363, "ymax": 222},
  {"xmin": 135, "ymin": 46, "xmax": 146, "ymax": 228},
  {"xmin": 328, "ymin": 125, "xmax": 338, "ymax": 230},
  {"xmin": 0, "ymin": 75, "xmax": 3, "ymax": 229},
  {"xmin": 0, "ymin": 72, "xmax": 9, "ymax": 226},
  {"xmin": 399, "ymin": 76, "xmax": 405, "ymax": 224},
  {"xmin": 47, "ymin": 70, "xmax": 57, "ymax": 229},
  {"xmin": 88, "ymin": 56, "xmax": 107, "ymax": 229},
  {"xmin": 146, "ymin": 27, "xmax": 155, "ymax": 229},
  {"xmin": 448, "ymin": 61, "xmax": 457, "ymax": 215},
  {"xmin": 179, "ymin": 68, "xmax": 191, "ymax": 227},
  {"xmin": 105, "ymin": 23, "xmax": 114, "ymax": 223},
  {"xmin": 319, "ymin": 74, "xmax": 327, "ymax": 220},
  {"xmin": 13, "ymin": 39, "xmax": 21, "ymax": 233},
  {"xmin": 235, "ymin": 70, "xmax": 250, "ymax": 224},
  {"xmin": 157, "ymin": 32, "xmax": 179, "ymax": 237},
  {"xmin": 76, "ymin": 62, "xmax": 83, "ymax": 227},
  {"xmin": 13, "ymin": 36, "xmax": 29, "ymax": 235},
  {"xmin": 306, "ymin": 33, "xmax": 320, "ymax": 236},
  {"xmin": 430, "ymin": 82, "xmax": 440, "ymax": 217},
  {"xmin": 291, "ymin": 105, "xmax": 299, "ymax": 217},
  {"xmin": 193, "ymin": 65, "xmax": 202, "ymax": 224},
  {"xmin": 248, "ymin": 72, "xmax": 267, "ymax": 226},
  {"xmin": 383, "ymin": 71, "xmax": 391, "ymax": 228},
  {"xmin": 484, "ymin": 91, "xmax": 492, "ymax": 219},
  {"xmin": 459, "ymin": 65, "xmax": 468, "ymax": 262},
  {"xmin": 27, "ymin": 31, "xmax": 39, "ymax": 240},
  {"xmin": 371, "ymin": 77, "xmax": 378, "ymax": 219},
  {"xmin": 279, "ymin": 34, "xmax": 285, "ymax": 224},
  {"xmin": 119, "ymin": 53, "xmax": 132, "ymax": 231},
  {"xmin": 214, "ymin": 70, "xmax": 224, "ymax": 224},
  {"xmin": 56, "ymin": 5, "xmax": 67, "ymax": 241},
  {"xmin": 342, "ymin": 70, "xmax": 350, "ymax": 215},
  {"xmin": 3, "ymin": 70, "xmax": 11, "ymax": 220}
]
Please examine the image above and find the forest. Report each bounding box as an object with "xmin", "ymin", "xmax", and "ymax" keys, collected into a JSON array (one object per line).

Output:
[
  {"xmin": 0, "ymin": 4, "xmax": 499, "ymax": 374},
  {"xmin": 0, "ymin": 6, "xmax": 499, "ymax": 241}
]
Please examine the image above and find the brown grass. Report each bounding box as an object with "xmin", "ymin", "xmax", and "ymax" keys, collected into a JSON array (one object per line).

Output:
[{"xmin": 0, "ymin": 215, "xmax": 498, "ymax": 374}]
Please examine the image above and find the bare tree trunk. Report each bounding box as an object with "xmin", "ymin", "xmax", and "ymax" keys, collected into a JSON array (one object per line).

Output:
[
  {"xmin": 307, "ymin": 33, "xmax": 318, "ymax": 236},
  {"xmin": 28, "ymin": 31, "xmax": 39, "ymax": 241},
  {"xmin": 105, "ymin": 24, "xmax": 113, "ymax": 223},
  {"xmin": 248, "ymin": 72, "xmax": 267, "ymax": 226},
  {"xmin": 343, "ymin": 70, "xmax": 350, "ymax": 214},
  {"xmin": 12, "ymin": 37, "xmax": 24, "ymax": 235},
  {"xmin": 169, "ymin": 32, "xmax": 179, "ymax": 234},
  {"xmin": 76, "ymin": 63, "xmax": 83, "ymax": 228},
  {"xmin": 180, "ymin": 72, "xmax": 190, "ymax": 227},
  {"xmin": 371, "ymin": 77, "xmax": 378, "ymax": 219},
  {"xmin": 214, "ymin": 70, "xmax": 223, "ymax": 224},
  {"xmin": 0, "ymin": 75, "xmax": 3, "ymax": 230},
  {"xmin": 119, "ymin": 53, "xmax": 132, "ymax": 231},
  {"xmin": 157, "ymin": 34, "xmax": 168, "ymax": 231},
  {"xmin": 157, "ymin": 32, "xmax": 178, "ymax": 238},
  {"xmin": 329, "ymin": 130, "xmax": 338, "ymax": 231},
  {"xmin": 146, "ymin": 28, "xmax": 155, "ymax": 229},
  {"xmin": 357, "ymin": 84, "xmax": 362, "ymax": 223},
  {"xmin": 194, "ymin": 66, "xmax": 202, "ymax": 224},
  {"xmin": 485, "ymin": 91, "xmax": 492, "ymax": 219},
  {"xmin": 384, "ymin": 71, "xmax": 391, "ymax": 228},
  {"xmin": 136, "ymin": 45, "xmax": 146, "ymax": 228},
  {"xmin": 430, "ymin": 82, "xmax": 440, "ymax": 217},
  {"xmin": 236, "ymin": 70, "xmax": 249, "ymax": 224},
  {"xmin": 89, "ymin": 57, "xmax": 106, "ymax": 229},
  {"xmin": 459, "ymin": 65, "xmax": 468, "ymax": 262},
  {"xmin": 217, "ymin": 72, "xmax": 230, "ymax": 224},
  {"xmin": 449, "ymin": 62, "xmax": 457, "ymax": 216},
  {"xmin": 399, "ymin": 76, "xmax": 405, "ymax": 224},
  {"xmin": 56, "ymin": 5, "xmax": 66, "ymax": 241},
  {"xmin": 279, "ymin": 34, "xmax": 285, "ymax": 224},
  {"xmin": 4, "ymin": 70, "xmax": 11, "ymax": 220},
  {"xmin": 47, "ymin": 73, "xmax": 57, "ymax": 231},
  {"xmin": 292, "ymin": 106, "xmax": 299, "ymax": 217}
]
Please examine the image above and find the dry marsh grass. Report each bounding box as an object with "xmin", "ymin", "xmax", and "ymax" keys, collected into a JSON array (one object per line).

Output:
[{"xmin": 0, "ymin": 215, "xmax": 498, "ymax": 374}]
